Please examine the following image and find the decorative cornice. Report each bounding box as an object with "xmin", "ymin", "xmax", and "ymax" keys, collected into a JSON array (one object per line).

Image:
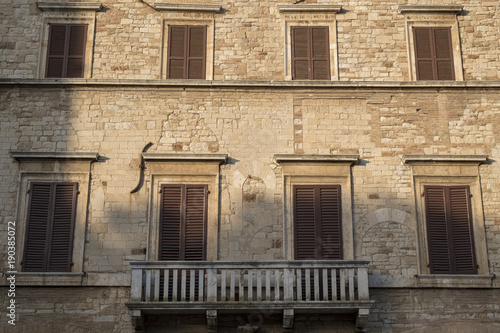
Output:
[
  {"xmin": 399, "ymin": 5, "xmax": 463, "ymax": 15},
  {"xmin": 274, "ymin": 154, "xmax": 359, "ymax": 164},
  {"xmin": 3, "ymin": 79, "xmax": 500, "ymax": 89},
  {"xmin": 36, "ymin": 2, "xmax": 103, "ymax": 12},
  {"xmin": 278, "ymin": 4, "xmax": 342, "ymax": 13},
  {"xmin": 10, "ymin": 151, "xmax": 99, "ymax": 161},
  {"xmin": 154, "ymin": 3, "xmax": 221, "ymax": 13},
  {"xmin": 403, "ymin": 155, "xmax": 488, "ymax": 164},
  {"xmin": 142, "ymin": 153, "xmax": 228, "ymax": 163}
]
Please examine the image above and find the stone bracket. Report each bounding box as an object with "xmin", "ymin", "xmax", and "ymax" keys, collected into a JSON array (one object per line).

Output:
[
  {"xmin": 130, "ymin": 309, "xmax": 144, "ymax": 332},
  {"xmin": 283, "ymin": 309, "xmax": 294, "ymax": 331},
  {"xmin": 207, "ymin": 310, "xmax": 218, "ymax": 333},
  {"xmin": 355, "ymin": 308, "xmax": 370, "ymax": 332}
]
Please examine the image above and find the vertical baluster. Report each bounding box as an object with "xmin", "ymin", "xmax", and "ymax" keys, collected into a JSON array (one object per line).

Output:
[
  {"xmin": 331, "ymin": 268, "xmax": 337, "ymax": 301},
  {"xmin": 340, "ymin": 269, "xmax": 346, "ymax": 301},
  {"xmin": 322, "ymin": 268, "xmax": 328, "ymax": 301},
  {"xmin": 248, "ymin": 269, "xmax": 253, "ymax": 301},
  {"xmin": 154, "ymin": 269, "xmax": 160, "ymax": 301},
  {"xmin": 305, "ymin": 268, "xmax": 311, "ymax": 301},
  {"xmin": 257, "ymin": 270, "xmax": 262, "ymax": 301},
  {"xmin": 163, "ymin": 269, "xmax": 170, "ymax": 302},
  {"xmin": 198, "ymin": 269, "xmax": 204, "ymax": 302},
  {"xmin": 357, "ymin": 267, "xmax": 369, "ymax": 300},
  {"xmin": 145, "ymin": 269, "xmax": 152, "ymax": 301},
  {"xmin": 238, "ymin": 269, "xmax": 244, "ymax": 301},
  {"xmin": 221, "ymin": 270, "xmax": 227, "ymax": 302},
  {"xmin": 172, "ymin": 270, "xmax": 178, "ymax": 302},
  {"xmin": 348, "ymin": 269, "xmax": 355, "ymax": 301},
  {"xmin": 130, "ymin": 268, "xmax": 143, "ymax": 302},
  {"xmin": 275, "ymin": 269, "xmax": 280, "ymax": 301},
  {"xmin": 265, "ymin": 269, "xmax": 271, "ymax": 301},
  {"xmin": 296, "ymin": 269, "xmax": 302, "ymax": 301},
  {"xmin": 190, "ymin": 270, "xmax": 196, "ymax": 301},
  {"xmin": 207, "ymin": 268, "xmax": 217, "ymax": 302},
  {"xmin": 314, "ymin": 268, "xmax": 320, "ymax": 301},
  {"xmin": 230, "ymin": 270, "xmax": 236, "ymax": 302},
  {"xmin": 181, "ymin": 270, "xmax": 187, "ymax": 302},
  {"xmin": 283, "ymin": 268, "xmax": 293, "ymax": 301}
]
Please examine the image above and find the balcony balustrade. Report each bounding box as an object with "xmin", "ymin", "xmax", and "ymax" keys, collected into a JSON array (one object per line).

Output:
[{"xmin": 127, "ymin": 260, "xmax": 373, "ymax": 332}]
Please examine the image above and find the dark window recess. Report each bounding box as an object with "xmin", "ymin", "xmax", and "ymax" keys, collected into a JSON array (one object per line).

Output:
[
  {"xmin": 294, "ymin": 185, "xmax": 342, "ymax": 260},
  {"xmin": 425, "ymin": 186, "xmax": 477, "ymax": 274},
  {"xmin": 46, "ymin": 24, "xmax": 87, "ymax": 78},
  {"xmin": 413, "ymin": 27, "xmax": 455, "ymax": 80},
  {"xmin": 291, "ymin": 26, "xmax": 330, "ymax": 80},
  {"xmin": 167, "ymin": 26, "xmax": 207, "ymax": 79},
  {"xmin": 23, "ymin": 182, "xmax": 78, "ymax": 272},
  {"xmin": 159, "ymin": 184, "xmax": 208, "ymax": 261}
]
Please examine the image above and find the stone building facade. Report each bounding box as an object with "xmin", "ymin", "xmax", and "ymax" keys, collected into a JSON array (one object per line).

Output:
[{"xmin": 1, "ymin": 0, "xmax": 500, "ymax": 332}]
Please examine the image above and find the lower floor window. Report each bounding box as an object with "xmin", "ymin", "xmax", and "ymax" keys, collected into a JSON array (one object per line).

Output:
[
  {"xmin": 424, "ymin": 185, "xmax": 477, "ymax": 274},
  {"xmin": 23, "ymin": 182, "xmax": 78, "ymax": 272}
]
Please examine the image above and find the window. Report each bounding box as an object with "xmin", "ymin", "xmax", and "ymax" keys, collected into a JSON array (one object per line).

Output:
[
  {"xmin": 46, "ymin": 24, "xmax": 87, "ymax": 78},
  {"xmin": 36, "ymin": 2, "xmax": 100, "ymax": 79},
  {"xmin": 159, "ymin": 184, "xmax": 207, "ymax": 260},
  {"xmin": 23, "ymin": 182, "xmax": 78, "ymax": 272},
  {"xmin": 424, "ymin": 185, "xmax": 476, "ymax": 274},
  {"xmin": 399, "ymin": 5, "xmax": 464, "ymax": 81},
  {"xmin": 413, "ymin": 27, "xmax": 454, "ymax": 80},
  {"xmin": 167, "ymin": 25, "xmax": 207, "ymax": 79},
  {"xmin": 291, "ymin": 26, "xmax": 330, "ymax": 80},
  {"xmin": 294, "ymin": 185, "xmax": 342, "ymax": 260}
]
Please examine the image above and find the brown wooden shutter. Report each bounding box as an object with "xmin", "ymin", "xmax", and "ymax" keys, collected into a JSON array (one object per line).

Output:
[
  {"xmin": 425, "ymin": 186, "xmax": 476, "ymax": 274},
  {"xmin": 23, "ymin": 182, "xmax": 77, "ymax": 272},
  {"xmin": 46, "ymin": 24, "xmax": 87, "ymax": 78},
  {"xmin": 167, "ymin": 26, "xmax": 206, "ymax": 79},
  {"xmin": 292, "ymin": 27, "xmax": 330, "ymax": 80},
  {"xmin": 159, "ymin": 184, "xmax": 207, "ymax": 261},
  {"xmin": 413, "ymin": 27, "xmax": 454, "ymax": 80},
  {"xmin": 294, "ymin": 185, "xmax": 342, "ymax": 260}
]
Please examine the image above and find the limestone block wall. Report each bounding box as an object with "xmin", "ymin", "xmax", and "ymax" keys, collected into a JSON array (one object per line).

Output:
[{"xmin": 1, "ymin": 0, "xmax": 500, "ymax": 81}]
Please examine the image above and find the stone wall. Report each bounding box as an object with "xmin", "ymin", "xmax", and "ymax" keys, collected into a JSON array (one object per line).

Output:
[{"xmin": 1, "ymin": 1, "xmax": 500, "ymax": 80}]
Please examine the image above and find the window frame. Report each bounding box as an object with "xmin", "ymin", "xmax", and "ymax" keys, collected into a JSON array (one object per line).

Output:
[
  {"xmin": 413, "ymin": 27, "xmax": 455, "ymax": 80},
  {"xmin": 404, "ymin": 155, "xmax": 489, "ymax": 277},
  {"xmin": 37, "ymin": 2, "xmax": 99, "ymax": 79},
  {"xmin": 400, "ymin": 5, "xmax": 464, "ymax": 81},
  {"xmin": 166, "ymin": 25, "xmax": 207, "ymax": 80}
]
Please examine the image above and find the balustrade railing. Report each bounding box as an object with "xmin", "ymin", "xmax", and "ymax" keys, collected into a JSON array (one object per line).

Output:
[{"xmin": 129, "ymin": 261, "xmax": 370, "ymax": 306}]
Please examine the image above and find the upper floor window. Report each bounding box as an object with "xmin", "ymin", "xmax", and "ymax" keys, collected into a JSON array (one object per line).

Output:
[
  {"xmin": 46, "ymin": 24, "xmax": 87, "ymax": 78},
  {"xmin": 23, "ymin": 182, "xmax": 78, "ymax": 272},
  {"xmin": 291, "ymin": 26, "xmax": 330, "ymax": 80},
  {"xmin": 413, "ymin": 27, "xmax": 454, "ymax": 80},
  {"xmin": 167, "ymin": 25, "xmax": 207, "ymax": 79}
]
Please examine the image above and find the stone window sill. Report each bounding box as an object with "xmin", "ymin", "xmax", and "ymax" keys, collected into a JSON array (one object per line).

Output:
[
  {"xmin": 1, "ymin": 272, "xmax": 85, "ymax": 286},
  {"xmin": 415, "ymin": 274, "xmax": 495, "ymax": 288}
]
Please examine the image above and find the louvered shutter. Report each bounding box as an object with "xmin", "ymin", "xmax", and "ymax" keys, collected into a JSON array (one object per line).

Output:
[
  {"xmin": 292, "ymin": 27, "xmax": 330, "ymax": 80},
  {"xmin": 294, "ymin": 185, "xmax": 342, "ymax": 260},
  {"xmin": 167, "ymin": 26, "xmax": 206, "ymax": 79},
  {"xmin": 46, "ymin": 24, "xmax": 87, "ymax": 78},
  {"xmin": 23, "ymin": 182, "xmax": 77, "ymax": 272},
  {"xmin": 159, "ymin": 184, "xmax": 207, "ymax": 261},
  {"xmin": 413, "ymin": 27, "xmax": 454, "ymax": 80},
  {"xmin": 425, "ymin": 186, "xmax": 476, "ymax": 274}
]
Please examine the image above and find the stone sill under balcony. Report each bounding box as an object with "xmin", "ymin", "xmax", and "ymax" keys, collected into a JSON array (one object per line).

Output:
[{"xmin": 127, "ymin": 260, "xmax": 373, "ymax": 332}]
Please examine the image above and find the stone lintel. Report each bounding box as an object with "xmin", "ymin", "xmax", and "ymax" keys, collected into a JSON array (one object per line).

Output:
[
  {"xmin": 154, "ymin": 3, "xmax": 221, "ymax": 13},
  {"xmin": 278, "ymin": 4, "xmax": 342, "ymax": 13},
  {"xmin": 399, "ymin": 5, "xmax": 463, "ymax": 14},
  {"xmin": 10, "ymin": 151, "xmax": 99, "ymax": 162},
  {"xmin": 142, "ymin": 153, "xmax": 228, "ymax": 163},
  {"xmin": 36, "ymin": 2, "xmax": 103, "ymax": 11},
  {"xmin": 403, "ymin": 154, "xmax": 488, "ymax": 164},
  {"xmin": 275, "ymin": 154, "xmax": 359, "ymax": 164}
]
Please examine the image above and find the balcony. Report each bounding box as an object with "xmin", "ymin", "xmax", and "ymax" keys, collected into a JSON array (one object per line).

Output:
[{"xmin": 127, "ymin": 260, "xmax": 373, "ymax": 332}]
